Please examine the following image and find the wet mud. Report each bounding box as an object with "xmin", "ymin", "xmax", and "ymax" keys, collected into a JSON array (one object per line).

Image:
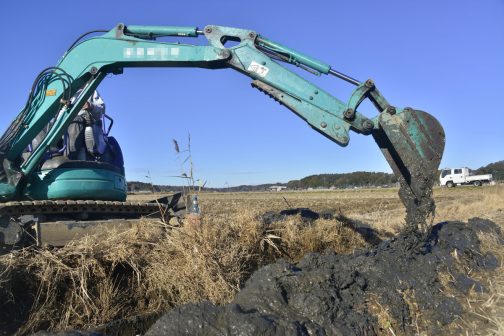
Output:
[
  {"xmin": 145, "ymin": 217, "xmax": 501, "ymax": 336},
  {"xmin": 397, "ymin": 172, "xmax": 437, "ymax": 234}
]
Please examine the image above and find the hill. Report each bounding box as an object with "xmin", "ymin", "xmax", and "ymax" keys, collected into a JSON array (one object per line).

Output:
[
  {"xmin": 128, "ymin": 172, "xmax": 396, "ymax": 192},
  {"xmin": 286, "ymin": 171, "xmax": 396, "ymax": 189},
  {"xmin": 476, "ymin": 160, "xmax": 504, "ymax": 181},
  {"xmin": 127, "ymin": 160, "xmax": 503, "ymax": 192},
  {"xmin": 127, "ymin": 181, "xmax": 287, "ymax": 193}
]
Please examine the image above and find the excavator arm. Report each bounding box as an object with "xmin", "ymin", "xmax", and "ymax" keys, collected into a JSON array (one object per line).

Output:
[{"xmin": 0, "ymin": 24, "xmax": 445, "ymax": 229}]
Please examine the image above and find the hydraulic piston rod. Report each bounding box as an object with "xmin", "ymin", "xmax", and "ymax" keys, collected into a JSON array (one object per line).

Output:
[
  {"xmin": 124, "ymin": 25, "xmax": 199, "ymax": 38},
  {"xmin": 256, "ymin": 36, "xmax": 360, "ymax": 85}
]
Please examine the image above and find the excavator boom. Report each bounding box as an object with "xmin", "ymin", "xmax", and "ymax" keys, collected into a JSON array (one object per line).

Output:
[{"xmin": 0, "ymin": 24, "xmax": 445, "ymax": 246}]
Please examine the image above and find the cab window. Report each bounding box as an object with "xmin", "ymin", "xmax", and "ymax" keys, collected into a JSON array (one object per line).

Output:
[
  {"xmin": 454, "ymin": 169, "xmax": 462, "ymax": 174},
  {"xmin": 441, "ymin": 169, "xmax": 451, "ymax": 177}
]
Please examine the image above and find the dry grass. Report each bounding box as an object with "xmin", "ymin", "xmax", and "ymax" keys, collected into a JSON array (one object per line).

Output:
[
  {"xmin": 0, "ymin": 185, "xmax": 502, "ymax": 335},
  {"xmin": 0, "ymin": 205, "xmax": 366, "ymax": 334},
  {"xmin": 366, "ymin": 293, "xmax": 398, "ymax": 335}
]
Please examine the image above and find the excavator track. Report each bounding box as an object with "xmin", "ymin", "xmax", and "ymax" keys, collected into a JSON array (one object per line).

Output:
[
  {"xmin": 0, "ymin": 199, "xmax": 175, "ymax": 217},
  {"xmin": 0, "ymin": 194, "xmax": 185, "ymax": 248}
]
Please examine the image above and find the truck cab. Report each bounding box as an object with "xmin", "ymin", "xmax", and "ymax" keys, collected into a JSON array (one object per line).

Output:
[{"xmin": 440, "ymin": 167, "xmax": 493, "ymax": 187}]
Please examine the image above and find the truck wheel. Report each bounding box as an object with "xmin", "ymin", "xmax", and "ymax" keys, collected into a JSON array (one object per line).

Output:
[
  {"xmin": 446, "ymin": 181, "xmax": 454, "ymax": 188},
  {"xmin": 473, "ymin": 180, "xmax": 482, "ymax": 187}
]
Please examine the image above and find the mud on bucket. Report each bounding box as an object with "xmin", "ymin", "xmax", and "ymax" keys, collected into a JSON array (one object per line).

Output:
[{"xmin": 373, "ymin": 108, "xmax": 445, "ymax": 230}]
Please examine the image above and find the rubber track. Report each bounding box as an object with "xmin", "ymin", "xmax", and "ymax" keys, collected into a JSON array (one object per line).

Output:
[{"xmin": 0, "ymin": 200, "xmax": 169, "ymax": 218}]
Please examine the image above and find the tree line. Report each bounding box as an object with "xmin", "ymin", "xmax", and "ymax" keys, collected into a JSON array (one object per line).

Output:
[
  {"xmin": 128, "ymin": 160, "xmax": 503, "ymax": 192},
  {"xmin": 476, "ymin": 160, "xmax": 504, "ymax": 181},
  {"xmin": 286, "ymin": 171, "xmax": 397, "ymax": 189}
]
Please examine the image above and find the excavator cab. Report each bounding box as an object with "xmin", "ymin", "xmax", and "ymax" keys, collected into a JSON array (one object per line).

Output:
[{"xmin": 22, "ymin": 93, "xmax": 127, "ymax": 202}]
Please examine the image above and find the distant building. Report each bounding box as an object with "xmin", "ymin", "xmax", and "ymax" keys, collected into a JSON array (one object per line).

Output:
[{"xmin": 268, "ymin": 185, "xmax": 287, "ymax": 192}]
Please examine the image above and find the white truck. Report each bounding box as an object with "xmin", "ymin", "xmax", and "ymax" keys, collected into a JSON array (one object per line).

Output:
[{"xmin": 439, "ymin": 167, "xmax": 493, "ymax": 187}]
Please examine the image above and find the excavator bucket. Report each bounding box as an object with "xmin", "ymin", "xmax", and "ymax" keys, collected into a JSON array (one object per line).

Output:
[{"xmin": 373, "ymin": 108, "xmax": 445, "ymax": 231}]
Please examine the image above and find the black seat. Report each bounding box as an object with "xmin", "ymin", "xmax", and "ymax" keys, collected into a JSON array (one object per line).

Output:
[{"xmin": 41, "ymin": 156, "xmax": 124, "ymax": 175}]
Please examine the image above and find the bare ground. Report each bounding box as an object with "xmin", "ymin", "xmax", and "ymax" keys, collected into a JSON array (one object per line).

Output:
[{"xmin": 0, "ymin": 185, "xmax": 503, "ymax": 335}]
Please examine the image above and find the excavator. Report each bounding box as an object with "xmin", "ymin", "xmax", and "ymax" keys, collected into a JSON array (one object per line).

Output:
[{"xmin": 0, "ymin": 24, "xmax": 445, "ymax": 248}]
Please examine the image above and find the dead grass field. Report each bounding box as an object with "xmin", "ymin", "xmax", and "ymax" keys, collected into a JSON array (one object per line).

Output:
[
  {"xmin": 0, "ymin": 185, "xmax": 502, "ymax": 335},
  {"xmin": 134, "ymin": 184, "xmax": 504, "ymax": 334},
  {"xmin": 179, "ymin": 185, "xmax": 504, "ymax": 234}
]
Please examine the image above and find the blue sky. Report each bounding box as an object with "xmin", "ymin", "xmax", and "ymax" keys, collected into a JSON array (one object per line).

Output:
[{"xmin": 0, "ymin": 0, "xmax": 502, "ymax": 187}]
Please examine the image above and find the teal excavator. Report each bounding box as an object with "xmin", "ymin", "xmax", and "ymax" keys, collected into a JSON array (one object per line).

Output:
[{"xmin": 0, "ymin": 24, "xmax": 445, "ymax": 247}]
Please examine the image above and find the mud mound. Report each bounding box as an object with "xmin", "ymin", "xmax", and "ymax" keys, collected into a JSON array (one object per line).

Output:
[
  {"xmin": 260, "ymin": 208, "xmax": 385, "ymax": 246},
  {"xmin": 146, "ymin": 218, "xmax": 501, "ymax": 335},
  {"xmin": 260, "ymin": 208, "xmax": 335, "ymax": 225}
]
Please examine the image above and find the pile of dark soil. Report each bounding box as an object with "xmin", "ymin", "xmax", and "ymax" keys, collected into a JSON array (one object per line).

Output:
[{"xmin": 145, "ymin": 218, "xmax": 501, "ymax": 336}]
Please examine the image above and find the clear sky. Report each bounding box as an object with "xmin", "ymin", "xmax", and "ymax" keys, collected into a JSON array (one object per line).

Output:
[{"xmin": 0, "ymin": 0, "xmax": 502, "ymax": 187}]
